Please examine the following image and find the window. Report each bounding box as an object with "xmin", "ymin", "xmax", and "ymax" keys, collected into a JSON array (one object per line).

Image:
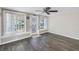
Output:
[
  {"xmin": 15, "ymin": 14, "xmax": 25, "ymax": 33},
  {"xmin": 39, "ymin": 16, "xmax": 48, "ymax": 30},
  {"xmin": 4, "ymin": 12, "xmax": 16, "ymax": 34},
  {"xmin": 3, "ymin": 10, "xmax": 26, "ymax": 36},
  {"xmin": 44, "ymin": 17, "xmax": 48, "ymax": 29},
  {"xmin": 39, "ymin": 16, "xmax": 44, "ymax": 29}
]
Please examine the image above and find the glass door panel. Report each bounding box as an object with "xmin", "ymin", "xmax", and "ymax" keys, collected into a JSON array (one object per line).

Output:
[{"xmin": 31, "ymin": 15, "xmax": 38, "ymax": 34}]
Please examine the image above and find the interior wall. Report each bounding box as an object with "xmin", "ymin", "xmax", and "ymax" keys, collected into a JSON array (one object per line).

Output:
[
  {"xmin": 0, "ymin": 8, "xmax": 1, "ymax": 36},
  {"xmin": 48, "ymin": 8, "xmax": 79, "ymax": 40},
  {"xmin": 0, "ymin": 8, "xmax": 1, "ymax": 44}
]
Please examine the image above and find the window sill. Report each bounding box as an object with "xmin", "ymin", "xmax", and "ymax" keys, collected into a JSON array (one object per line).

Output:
[
  {"xmin": 0, "ymin": 32, "xmax": 31, "ymax": 45},
  {"xmin": 1, "ymin": 32, "xmax": 30, "ymax": 39}
]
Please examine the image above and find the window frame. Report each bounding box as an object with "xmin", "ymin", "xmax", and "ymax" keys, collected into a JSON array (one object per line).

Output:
[
  {"xmin": 2, "ymin": 10, "xmax": 27, "ymax": 36},
  {"xmin": 3, "ymin": 10, "xmax": 15, "ymax": 36},
  {"xmin": 44, "ymin": 16, "xmax": 48, "ymax": 29},
  {"xmin": 39, "ymin": 16, "xmax": 44, "ymax": 30}
]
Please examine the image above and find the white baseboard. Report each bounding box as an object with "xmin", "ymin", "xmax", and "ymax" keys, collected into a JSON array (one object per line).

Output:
[
  {"xmin": 39, "ymin": 30, "xmax": 48, "ymax": 34},
  {"xmin": 48, "ymin": 32, "xmax": 79, "ymax": 40},
  {"xmin": 32, "ymin": 34, "xmax": 41, "ymax": 38}
]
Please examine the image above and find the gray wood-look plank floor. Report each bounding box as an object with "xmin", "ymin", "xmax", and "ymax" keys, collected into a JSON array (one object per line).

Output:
[{"xmin": 0, "ymin": 33, "xmax": 79, "ymax": 51}]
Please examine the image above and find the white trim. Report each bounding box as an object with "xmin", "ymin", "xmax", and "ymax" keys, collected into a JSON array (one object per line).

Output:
[
  {"xmin": 39, "ymin": 30, "xmax": 48, "ymax": 34},
  {"xmin": 37, "ymin": 15, "xmax": 40, "ymax": 34},
  {"xmin": 24, "ymin": 14, "xmax": 27, "ymax": 33},
  {"xmin": 28, "ymin": 14, "xmax": 32, "ymax": 35}
]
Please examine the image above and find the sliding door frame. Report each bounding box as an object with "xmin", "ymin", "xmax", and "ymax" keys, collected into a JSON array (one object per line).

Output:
[{"xmin": 30, "ymin": 15, "xmax": 39, "ymax": 36}]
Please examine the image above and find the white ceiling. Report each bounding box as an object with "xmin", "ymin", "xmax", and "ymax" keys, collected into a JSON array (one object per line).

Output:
[
  {"xmin": 51, "ymin": 7, "xmax": 79, "ymax": 14},
  {"xmin": 5, "ymin": 7, "xmax": 46, "ymax": 15},
  {"xmin": 5, "ymin": 7, "xmax": 79, "ymax": 16}
]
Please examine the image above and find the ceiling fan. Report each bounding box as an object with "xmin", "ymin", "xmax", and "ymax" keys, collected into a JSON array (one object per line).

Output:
[{"xmin": 36, "ymin": 7, "xmax": 58, "ymax": 15}]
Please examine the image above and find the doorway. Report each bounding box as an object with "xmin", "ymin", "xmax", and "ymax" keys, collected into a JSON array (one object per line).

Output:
[{"xmin": 31, "ymin": 15, "xmax": 39, "ymax": 36}]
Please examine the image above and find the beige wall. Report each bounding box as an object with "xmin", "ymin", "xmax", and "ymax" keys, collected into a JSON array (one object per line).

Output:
[{"xmin": 48, "ymin": 7, "xmax": 79, "ymax": 39}]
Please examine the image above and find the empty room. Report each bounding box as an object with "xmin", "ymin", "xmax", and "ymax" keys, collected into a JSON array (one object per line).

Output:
[{"xmin": 0, "ymin": 7, "xmax": 79, "ymax": 51}]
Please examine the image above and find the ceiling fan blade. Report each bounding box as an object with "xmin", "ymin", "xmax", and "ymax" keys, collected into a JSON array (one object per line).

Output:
[{"xmin": 49, "ymin": 10, "xmax": 58, "ymax": 12}]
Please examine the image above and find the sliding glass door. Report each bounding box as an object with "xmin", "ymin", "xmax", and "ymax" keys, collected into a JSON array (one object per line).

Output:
[{"xmin": 31, "ymin": 15, "xmax": 38, "ymax": 35}]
